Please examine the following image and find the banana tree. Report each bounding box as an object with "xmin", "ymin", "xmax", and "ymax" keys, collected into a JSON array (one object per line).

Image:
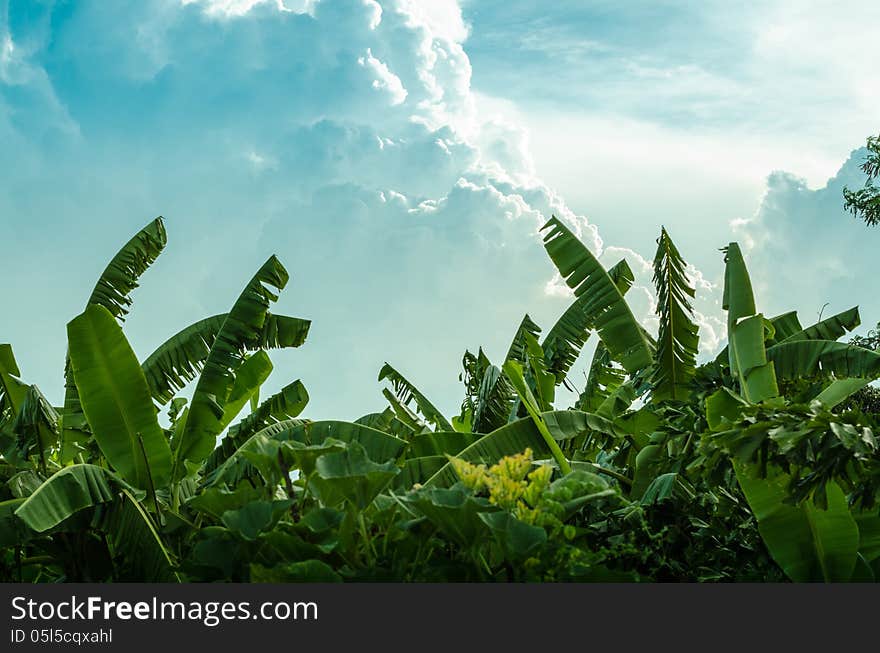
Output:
[{"xmin": 0, "ymin": 218, "xmax": 312, "ymax": 581}]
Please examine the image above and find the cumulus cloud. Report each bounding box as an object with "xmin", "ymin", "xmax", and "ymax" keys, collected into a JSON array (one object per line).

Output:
[
  {"xmin": 2, "ymin": 0, "xmax": 642, "ymax": 419},
  {"xmin": 732, "ymin": 148, "xmax": 880, "ymax": 330}
]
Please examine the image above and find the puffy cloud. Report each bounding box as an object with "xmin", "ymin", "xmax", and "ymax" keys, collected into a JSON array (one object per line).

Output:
[
  {"xmin": 732, "ymin": 148, "xmax": 879, "ymax": 330},
  {"xmin": 1, "ymin": 0, "xmax": 637, "ymax": 419}
]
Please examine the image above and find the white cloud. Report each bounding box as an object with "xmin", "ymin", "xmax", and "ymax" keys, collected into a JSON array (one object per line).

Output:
[
  {"xmin": 732, "ymin": 148, "xmax": 879, "ymax": 330},
  {"xmin": 357, "ymin": 47, "xmax": 408, "ymax": 105},
  {"xmin": 0, "ymin": 0, "xmax": 626, "ymax": 419}
]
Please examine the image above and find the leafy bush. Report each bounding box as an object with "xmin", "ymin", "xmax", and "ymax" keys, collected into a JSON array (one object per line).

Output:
[{"xmin": 2, "ymin": 215, "xmax": 880, "ymax": 582}]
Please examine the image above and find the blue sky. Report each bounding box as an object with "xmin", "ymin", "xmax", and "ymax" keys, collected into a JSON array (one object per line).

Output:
[{"xmin": 2, "ymin": 0, "xmax": 879, "ymax": 421}]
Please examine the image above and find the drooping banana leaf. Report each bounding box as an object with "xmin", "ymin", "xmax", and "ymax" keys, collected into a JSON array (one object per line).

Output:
[
  {"xmin": 813, "ymin": 378, "xmax": 872, "ymax": 409},
  {"xmin": 766, "ymin": 340, "xmax": 880, "ymax": 382},
  {"xmin": 61, "ymin": 218, "xmax": 167, "ymax": 462},
  {"xmin": 541, "ymin": 216, "xmax": 653, "ymax": 374},
  {"xmin": 203, "ymin": 419, "xmax": 306, "ymax": 487},
  {"xmin": 67, "ymin": 305, "xmax": 172, "ymax": 489},
  {"xmin": 142, "ymin": 313, "xmax": 310, "ymax": 405},
  {"xmin": 174, "ymin": 256, "xmax": 289, "ymax": 471},
  {"xmin": 736, "ymin": 464, "xmax": 859, "ymax": 581},
  {"xmin": 93, "ymin": 489, "xmax": 179, "ymax": 582},
  {"xmin": 379, "ymin": 363, "xmax": 453, "ymax": 432},
  {"xmin": 650, "ymin": 227, "xmax": 699, "ymax": 401},
  {"xmin": 768, "ymin": 311, "xmax": 804, "ymax": 344},
  {"xmin": 779, "ymin": 306, "xmax": 861, "ymax": 344},
  {"xmin": 14, "ymin": 464, "xmax": 136, "ymax": 532},
  {"xmin": 141, "ymin": 314, "xmax": 226, "ymax": 405}
]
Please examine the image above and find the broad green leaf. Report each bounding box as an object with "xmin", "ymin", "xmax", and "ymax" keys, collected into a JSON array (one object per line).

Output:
[
  {"xmin": 479, "ymin": 511, "xmax": 547, "ymax": 557},
  {"xmin": 722, "ymin": 243, "xmax": 780, "ymax": 403},
  {"xmin": 768, "ymin": 311, "xmax": 804, "ymax": 343},
  {"xmin": 86, "ymin": 217, "xmax": 167, "ymax": 320},
  {"xmin": 175, "ymin": 256, "xmax": 289, "ymax": 470},
  {"xmin": 541, "ymin": 217, "xmax": 653, "ymax": 373},
  {"xmin": 408, "ymin": 431, "xmax": 475, "ymax": 458},
  {"xmin": 142, "ymin": 313, "xmax": 310, "ymax": 405},
  {"xmin": 94, "ymin": 489, "xmax": 179, "ymax": 582},
  {"xmin": 67, "ymin": 305, "xmax": 172, "ymax": 489},
  {"xmin": 382, "ymin": 388, "xmax": 427, "ymax": 433},
  {"xmin": 403, "ymin": 485, "xmax": 496, "ymax": 547},
  {"xmin": 470, "ymin": 363, "xmax": 515, "ymax": 433},
  {"xmin": 780, "ymin": 306, "xmax": 861, "ymax": 343},
  {"xmin": 222, "ymin": 499, "xmax": 294, "ymax": 541},
  {"xmin": 61, "ymin": 218, "xmax": 167, "ymax": 460},
  {"xmin": 187, "ymin": 485, "xmax": 264, "ymax": 520},
  {"xmin": 854, "ymin": 511, "xmax": 880, "ymax": 563},
  {"xmin": 393, "ymin": 455, "xmax": 447, "ymax": 490},
  {"xmin": 522, "ymin": 332, "xmax": 556, "ymax": 411},
  {"xmin": 15, "ymin": 464, "xmax": 135, "ymax": 532},
  {"xmin": 729, "ymin": 314, "xmax": 779, "ymax": 403},
  {"xmin": 310, "ymin": 441, "xmax": 399, "ymax": 509},
  {"xmin": 229, "ymin": 379, "xmax": 309, "ymax": 440},
  {"xmin": 814, "ymin": 378, "xmax": 872, "ymax": 409},
  {"xmin": 218, "ymin": 351, "xmax": 273, "ymax": 433},
  {"xmin": 142, "ymin": 315, "xmax": 226, "ymax": 404},
  {"xmin": 705, "ymin": 387, "xmax": 748, "ymax": 431},
  {"xmin": 204, "ymin": 380, "xmax": 309, "ymax": 479},
  {"xmin": 736, "ymin": 465, "xmax": 859, "ymax": 582},
  {"xmin": 206, "ymin": 420, "xmax": 405, "ymax": 487},
  {"xmin": 631, "ymin": 444, "xmax": 664, "ymax": 499},
  {"xmin": 766, "ymin": 340, "xmax": 880, "ymax": 382},
  {"xmin": 541, "ymin": 259, "xmax": 635, "ymax": 383},
  {"xmin": 722, "ymin": 242, "xmax": 756, "ymax": 326}
]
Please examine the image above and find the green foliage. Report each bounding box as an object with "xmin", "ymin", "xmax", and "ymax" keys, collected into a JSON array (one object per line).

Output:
[
  {"xmin": 4, "ymin": 214, "xmax": 880, "ymax": 583},
  {"xmin": 650, "ymin": 227, "xmax": 699, "ymax": 401},
  {"xmin": 843, "ymin": 134, "xmax": 880, "ymax": 226}
]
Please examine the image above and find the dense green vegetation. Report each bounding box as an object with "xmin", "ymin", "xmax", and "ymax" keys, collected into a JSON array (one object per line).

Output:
[{"xmin": 3, "ymin": 215, "xmax": 880, "ymax": 582}]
